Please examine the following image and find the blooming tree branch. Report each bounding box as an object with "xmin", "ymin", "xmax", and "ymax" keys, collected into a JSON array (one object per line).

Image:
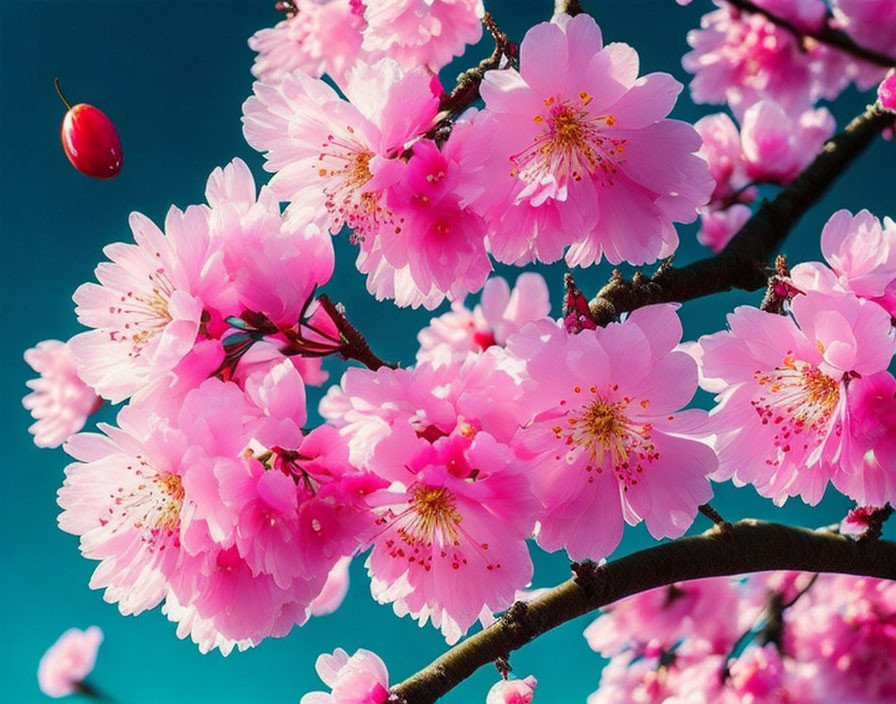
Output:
[
  {"xmin": 725, "ymin": 0, "xmax": 896, "ymax": 68},
  {"xmin": 391, "ymin": 520, "xmax": 896, "ymax": 704},
  {"xmin": 587, "ymin": 103, "xmax": 895, "ymax": 326}
]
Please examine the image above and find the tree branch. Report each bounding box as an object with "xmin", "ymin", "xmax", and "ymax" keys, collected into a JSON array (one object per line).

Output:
[
  {"xmin": 588, "ymin": 103, "xmax": 894, "ymax": 325},
  {"xmin": 554, "ymin": 0, "xmax": 584, "ymax": 17},
  {"xmin": 436, "ymin": 13, "xmax": 516, "ymax": 119},
  {"xmin": 725, "ymin": 0, "xmax": 896, "ymax": 69},
  {"xmin": 316, "ymin": 294, "xmax": 397, "ymax": 370},
  {"xmin": 391, "ymin": 520, "xmax": 896, "ymax": 704}
]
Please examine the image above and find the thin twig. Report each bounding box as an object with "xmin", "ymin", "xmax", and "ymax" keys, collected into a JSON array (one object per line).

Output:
[
  {"xmin": 316, "ymin": 294, "xmax": 398, "ymax": 371},
  {"xmin": 391, "ymin": 520, "xmax": 896, "ymax": 703},
  {"xmin": 698, "ymin": 503, "xmax": 732, "ymax": 532},
  {"xmin": 436, "ymin": 13, "xmax": 516, "ymax": 119},
  {"xmin": 726, "ymin": 0, "xmax": 896, "ymax": 69}
]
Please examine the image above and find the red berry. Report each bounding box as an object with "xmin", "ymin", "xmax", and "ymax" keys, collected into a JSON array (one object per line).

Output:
[{"xmin": 56, "ymin": 79, "xmax": 123, "ymax": 180}]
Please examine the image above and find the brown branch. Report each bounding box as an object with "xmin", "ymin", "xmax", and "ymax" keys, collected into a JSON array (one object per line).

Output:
[
  {"xmin": 698, "ymin": 502, "xmax": 731, "ymax": 532},
  {"xmin": 392, "ymin": 520, "xmax": 896, "ymax": 704},
  {"xmin": 316, "ymin": 294, "xmax": 397, "ymax": 371},
  {"xmin": 588, "ymin": 103, "xmax": 894, "ymax": 326},
  {"xmin": 554, "ymin": 0, "xmax": 585, "ymax": 17},
  {"xmin": 725, "ymin": 0, "xmax": 896, "ymax": 69},
  {"xmin": 436, "ymin": 13, "xmax": 516, "ymax": 119}
]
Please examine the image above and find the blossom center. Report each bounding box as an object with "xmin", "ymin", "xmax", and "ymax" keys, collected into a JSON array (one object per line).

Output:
[
  {"xmin": 113, "ymin": 270, "xmax": 175, "ymax": 353},
  {"xmin": 752, "ymin": 356, "xmax": 841, "ymax": 459},
  {"xmin": 553, "ymin": 386, "xmax": 657, "ymax": 488},
  {"xmin": 402, "ymin": 485, "xmax": 462, "ymax": 547},
  {"xmin": 510, "ymin": 93, "xmax": 624, "ymax": 188},
  {"xmin": 111, "ymin": 464, "xmax": 184, "ymax": 539},
  {"xmin": 317, "ymin": 128, "xmax": 393, "ymax": 239}
]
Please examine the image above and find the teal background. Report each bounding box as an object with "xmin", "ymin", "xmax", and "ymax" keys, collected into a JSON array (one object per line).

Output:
[{"xmin": 0, "ymin": 1, "xmax": 892, "ymax": 702}]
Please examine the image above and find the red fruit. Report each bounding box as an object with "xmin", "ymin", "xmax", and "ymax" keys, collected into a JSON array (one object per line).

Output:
[{"xmin": 55, "ymin": 79, "xmax": 123, "ymax": 180}]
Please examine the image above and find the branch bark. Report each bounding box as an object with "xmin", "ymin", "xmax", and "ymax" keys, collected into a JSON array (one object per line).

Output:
[
  {"xmin": 726, "ymin": 0, "xmax": 896, "ymax": 69},
  {"xmin": 391, "ymin": 520, "xmax": 896, "ymax": 704},
  {"xmin": 588, "ymin": 103, "xmax": 894, "ymax": 325},
  {"xmin": 554, "ymin": 0, "xmax": 584, "ymax": 17}
]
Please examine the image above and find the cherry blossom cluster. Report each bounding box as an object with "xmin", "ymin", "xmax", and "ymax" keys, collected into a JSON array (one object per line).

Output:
[
  {"xmin": 585, "ymin": 571, "xmax": 896, "ymax": 703},
  {"xmin": 20, "ymin": 1, "xmax": 896, "ymax": 701},
  {"xmin": 249, "ymin": 0, "xmax": 485, "ymax": 85},
  {"xmin": 682, "ymin": 0, "xmax": 895, "ymax": 251},
  {"xmin": 244, "ymin": 12, "xmax": 714, "ymax": 308}
]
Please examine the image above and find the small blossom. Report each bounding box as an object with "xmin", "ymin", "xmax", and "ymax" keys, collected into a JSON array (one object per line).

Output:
[
  {"xmin": 486, "ymin": 675, "xmax": 537, "ymax": 704},
  {"xmin": 38, "ymin": 627, "xmax": 103, "ymax": 698},
  {"xmin": 790, "ymin": 209, "xmax": 896, "ymax": 317},
  {"xmin": 739, "ymin": 100, "xmax": 835, "ymax": 184},
  {"xmin": 301, "ymin": 648, "xmax": 390, "ymax": 704},
  {"xmin": 362, "ymin": 0, "xmax": 484, "ymax": 74},
  {"xmin": 23, "ymin": 340, "xmax": 100, "ymax": 448},
  {"xmin": 250, "ymin": 0, "xmax": 367, "ymax": 85},
  {"xmin": 880, "ymin": 69, "xmax": 896, "ymax": 111},
  {"xmin": 697, "ymin": 204, "xmax": 752, "ymax": 253},
  {"xmin": 694, "ymin": 112, "xmax": 753, "ymax": 206},
  {"xmin": 417, "ymin": 273, "xmax": 551, "ymax": 364}
]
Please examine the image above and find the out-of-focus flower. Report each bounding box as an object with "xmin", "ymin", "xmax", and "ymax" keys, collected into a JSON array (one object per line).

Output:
[
  {"xmin": 23, "ymin": 340, "xmax": 100, "ymax": 448},
  {"xmin": 37, "ymin": 626, "xmax": 103, "ymax": 698},
  {"xmin": 301, "ymin": 648, "xmax": 390, "ymax": 704},
  {"xmin": 416, "ymin": 273, "xmax": 551, "ymax": 364},
  {"xmin": 486, "ymin": 675, "xmax": 537, "ymax": 704}
]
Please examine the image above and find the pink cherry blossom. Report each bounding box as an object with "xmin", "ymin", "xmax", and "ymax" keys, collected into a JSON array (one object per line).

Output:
[
  {"xmin": 697, "ymin": 204, "xmax": 752, "ymax": 253},
  {"xmin": 243, "ymin": 59, "xmax": 439, "ymax": 239},
  {"xmin": 250, "ymin": 1, "xmax": 367, "ymax": 85},
  {"xmin": 59, "ymin": 409, "xmax": 194, "ymax": 616},
  {"xmin": 831, "ymin": 371, "xmax": 896, "ymax": 506},
  {"xmin": 69, "ymin": 208, "xmax": 210, "ymax": 403},
  {"xmin": 23, "ymin": 339, "xmax": 101, "ymax": 449},
  {"xmin": 740, "ymin": 100, "xmax": 835, "ymax": 184},
  {"xmin": 790, "ymin": 209, "xmax": 896, "ymax": 317},
  {"xmin": 458, "ymin": 13, "xmax": 712, "ymax": 267},
  {"xmin": 787, "ymin": 574, "xmax": 896, "ymax": 703},
  {"xmin": 692, "ymin": 290, "xmax": 896, "ymax": 504},
  {"xmin": 880, "ymin": 68, "xmax": 896, "ymax": 111},
  {"xmin": 69, "ymin": 157, "xmax": 332, "ymax": 403},
  {"xmin": 832, "ymin": 0, "xmax": 896, "ymax": 57},
  {"xmin": 362, "ymin": 0, "xmax": 484, "ymax": 73},
  {"xmin": 321, "ymin": 354, "xmax": 538, "ymax": 642},
  {"xmin": 584, "ymin": 577, "xmax": 747, "ymax": 658},
  {"xmin": 752, "ymin": 0, "xmax": 828, "ymax": 31},
  {"xmin": 376, "ymin": 136, "xmax": 491, "ymax": 307},
  {"xmin": 694, "ymin": 112, "xmax": 753, "ymax": 206},
  {"xmin": 508, "ymin": 304, "xmax": 716, "ymax": 561},
  {"xmin": 683, "ymin": 2, "xmax": 850, "ymax": 116},
  {"xmin": 486, "ymin": 675, "xmax": 537, "ymax": 704},
  {"xmin": 205, "ymin": 158, "xmax": 335, "ymax": 328},
  {"xmin": 301, "ymin": 648, "xmax": 390, "ymax": 704},
  {"xmin": 417, "ymin": 273, "xmax": 551, "ymax": 364},
  {"xmin": 38, "ymin": 626, "xmax": 103, "ymax": 698}
]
